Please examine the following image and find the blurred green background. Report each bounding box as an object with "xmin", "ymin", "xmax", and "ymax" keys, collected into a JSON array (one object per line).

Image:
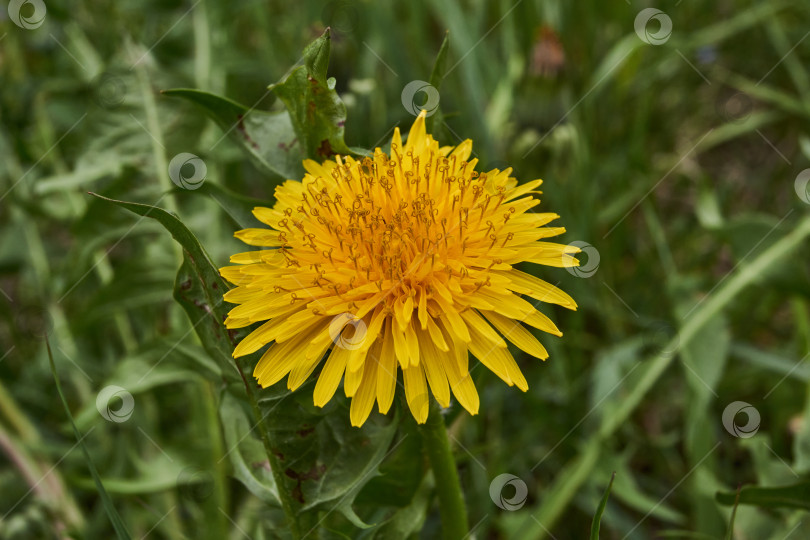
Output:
[{"xmin": 2, "ymin": 0, "xmax": 810, "ymax": 538}]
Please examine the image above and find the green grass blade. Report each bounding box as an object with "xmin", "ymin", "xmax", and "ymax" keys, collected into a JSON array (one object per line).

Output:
[
  {"xmin": 590, "ymin": 472, "xmax": 616, "ymax": 540},
  {"xmin": 45, "ymin": 338, "xmax": 132, "ymax": 540},
  {"xmin": 724, "ymin": 486, "xmax": 741, "ymax": 540},
  {"xmin": 526, "ymin": 215, "xmax": 810, "ymax": 537}
]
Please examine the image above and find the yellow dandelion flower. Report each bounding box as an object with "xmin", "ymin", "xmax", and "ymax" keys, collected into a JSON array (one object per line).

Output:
[{"xmin": 220, "ymin": 111, "xmax": 579, "ymax": 427}]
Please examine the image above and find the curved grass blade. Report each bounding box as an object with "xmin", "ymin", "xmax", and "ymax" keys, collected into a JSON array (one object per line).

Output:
[
  {"xmin": 524, "ymin": 215, "xmax": 810, "ymax": 537},
  {"xmin": 590, "ymin": 472, "xmax": 615, "ymax": 540},
  {"xmin": 425, "ymin": 31, "xmax": 450, "ymax": 137},
  {"xmin": 724, "ymin": 485, "xmax": 741, "ymax": 540},
  {"xmin": 46, "ymin": 337, "xmax": 131, "ymax": 540},
  {"xmin": 716, "ymin": 480, "xmax": 810, "ymax": 511}
]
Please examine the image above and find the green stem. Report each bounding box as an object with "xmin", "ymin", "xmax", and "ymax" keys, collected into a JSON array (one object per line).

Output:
[
  {"xmin": 233, "ymin": 357, "xmax": 301, "ymax": 539},
  {"xmin": 420, "ymin": 400, "xmax": 468, "ymax": 539}
]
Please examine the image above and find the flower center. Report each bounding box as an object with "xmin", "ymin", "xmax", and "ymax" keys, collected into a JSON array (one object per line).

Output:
[{"xmin": 273, "ymin": 144, "xmax": 520, "ymax": 307}]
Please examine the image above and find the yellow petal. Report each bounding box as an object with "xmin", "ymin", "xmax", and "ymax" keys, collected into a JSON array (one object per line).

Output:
[
  {"xmin": 377, "ymin": 324, "xmax": 398, "ymax": 414},
  {"xmin": 482, "ymin": 310, "xmax": 549, "ymax": 360},
  {"xmin": 496, "ymin": 269, "xmax": 578, "ymax": 310},
  {"xmin": 403, "ymin": 364, "xmax": 429, "ymax": 424},
  {"xmin": 467, "ymin": 323, "xmax": 513, "ymax": 387},
  {"xmin": 521, "ymin": 308, "xmax": 563, "ymax": 337},
  {"xmin": 440, "ymin": 346, "xmax": 479, "ymax": 415},
  {"xmin": 460, "ymin": 309, "xmax": 506, "ymax": 348},
  {"xmin": 404, "ymin": 321, "xmax": 420, "ymax": 367},
  {"xmin": 426, "ymin": 316, "xmax": 449, "ymax": 352},
  {"xmin": 313, "ymin": 345, "xmax": 350, "ymax": 407},
  {"xmin": 417, "ymin": 326, "xmax": 450, "ymax": 407},
  {"xmin": 350, "ymin": 351, "xmax": 378, "ymax": 427},
  {"xmin": 234, "ymin": 228, "xmax": 285, "ymax": 247}
]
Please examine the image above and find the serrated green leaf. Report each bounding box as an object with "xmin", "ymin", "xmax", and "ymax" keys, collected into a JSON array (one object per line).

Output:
[
  {"xmin": 162, "ymin": 88, "xmax": 305, "ymax": 179},
  {"xmin": 361, "ymin": 472, "xmax": 433, "ymax": 539},
  {"xmin": 355, "ymin": 419, "xmax": 425, "ymax": 508},
  {"xmin": 90, "ymin": 193, "xmax": 241, "ymax": 381},
  {"xmin": 716, "ymin": 481, "xmax": 810, "ymax": 510},
  {"xmin": 269, "ymin": 29, "xmax": 354, "ymax": 161},
  {"xmin": 255, "ymin": 387, "xmax": 399, "ymax": 527}
]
